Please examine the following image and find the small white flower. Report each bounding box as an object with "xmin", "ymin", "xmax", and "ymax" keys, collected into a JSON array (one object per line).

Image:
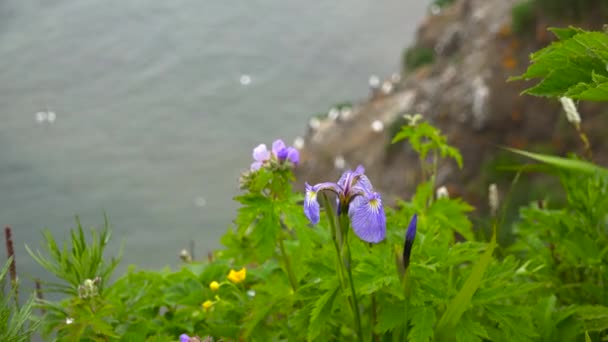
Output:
[
  {"xmin": 371, "ymin": 120, "xmax": 384, "ymax": 132},
  {"xmin": 247, "ymin": 289, "xmax": 256, "ymax": 297},
  {"xmin": 334, "ymin": 155, "xmax": 346, "ymax": 170},
  {"xmin": 293, "ymin": 136, "xmax": 305, "ymax": 150},
  {"xmin": 559, "ymin": 97, "xmax": 581, "ymax": 125},
  {"xmin": 179, "ymin": 249, "xmax": 192, "ymax": 262},
  {"xmin": 436, "ymin": 186, "xmax": 449, "ymax": 199},
  {"xmin": 340, "ymin": 107, "xmax": 353, "ymax": 121},
  {"xmin": 308, "ymin": 117, "xmax": 321, "ymax": 130},
  {"xmin": 328, "ymin": 108, "xmax": 340, "ymax": 121},
  {"xmin": 66, "ymin": 317, "xmax": 74, "ymax": 325},
  {"xmin": 368, "ymin": 75, "xmax": 380, "ymax": 89},
  {"xmin": 489, "ymin": 183, "xmax": 499, "ymax": 217},
  {"xmin": 381, "ymin": 81, "xmax": 393, "ymax": 94}
]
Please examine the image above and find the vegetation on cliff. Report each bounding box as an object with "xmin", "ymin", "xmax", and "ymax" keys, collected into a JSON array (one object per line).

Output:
[{"xmin": 3, "ymin": 17, "xmax": 608, "ymax": 342}]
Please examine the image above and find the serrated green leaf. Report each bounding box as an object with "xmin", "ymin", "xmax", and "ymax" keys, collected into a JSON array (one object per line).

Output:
[
  {"xmin": 307, "ymin": 282, "xmax": 339, "ymax": 341},
  {"xmin": 375, "ymin": 298, "xmax": 406, "ymax": 334},
  {"xmin": 512, "ymin": 29, "xmax": 608, "ymax": 101},
  {"xmin": 455, "ymin": 315, "xmax": 488, "ymax": 342},
  {"xmin": 436, "ymin": 234, "xmax": 496, "ymax": 338},
  {"xmin": 408, "ymin": 305, "xmax": 436, "ymax": 342}
]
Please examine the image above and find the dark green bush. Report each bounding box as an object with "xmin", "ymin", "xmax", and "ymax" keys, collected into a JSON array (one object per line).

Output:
[{"xmin": 403, "ymin": 46, "xmax": 435, "ymax": 71}]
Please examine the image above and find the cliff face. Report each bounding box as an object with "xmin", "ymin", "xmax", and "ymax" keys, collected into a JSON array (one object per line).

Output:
[{"xmin": 295, "ymin": 0, "xmax": 608, "ymax": 207}]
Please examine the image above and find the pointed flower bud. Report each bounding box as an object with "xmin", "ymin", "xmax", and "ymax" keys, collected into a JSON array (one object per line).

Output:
[
  {"xmin": 202, "ymin": 300, "xmax": 214, "ymax": 311},
  {"xmin": 560, "ymin": 96, "xmax": 581, "ymax": 125},
  {"xmin": 436, "ymin": 186, "xmax": 449, "ymax": 199},
  {"xmin": 402, "ymin": 214, "xmax": 418, "ymax": 272},
  {"xmin": 209, "ymin": 281, "xmax": 220, "ymax": 292},
  {"xmin": 489, "ymin": 183, "xmax": 499, "ymax": 217}
]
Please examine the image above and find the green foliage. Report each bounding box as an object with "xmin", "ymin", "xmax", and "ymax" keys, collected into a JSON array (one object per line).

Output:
[
  {"xmin": 26, "ymin": 216, "xmax": 120, "ymax": 296},
  {"xmin": 535, "ymin": 0, "xmax": 608, "ymax": 19},
  {"xmin": 512, "ymin": 28, "xmax": 608, "ymax": 101},
  {"xmin": 403, "ymin": 46, "xmax": 435, "ymax": 71},
  {"xmin": 19, "ymin": 24, "xmax": 608, "ymax": 342},
  {"xmin": 512, "ymin": 0, "xmax": 536, "ymax": 35},
  {"xmin": 0, "ymin": 258, "xmax": 39, "ymax": 342},
  {"xmin": 432, "ymin": 0, "xmax": 455, "ymax": 9}
]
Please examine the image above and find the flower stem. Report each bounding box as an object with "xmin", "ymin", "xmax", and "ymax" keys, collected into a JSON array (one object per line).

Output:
[
  {"xmin": 341, "ymin": 217, "xmax": 363, "ymax": 340},
  {"xmin": 321, "ymin": 194, "xmax": 347, "ymax": 289},
  {"xmin": 278, "ymin": 236, "xmax": 298, "ymax": 291},
  {"xmin": 371, "ymin": 293, "xmax": 379, "ymax": 342}
]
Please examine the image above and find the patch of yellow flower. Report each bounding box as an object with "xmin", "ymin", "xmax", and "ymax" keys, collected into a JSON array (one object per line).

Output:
[
  {"xmin": 227, "ymin": 268, "xmax": 246, "ymax": 284},
  {"xmin": 202, "ymin": 300, "xmax": 214, "ymax": 311},
  {"xmin": 209, "ymin": 281, "xmax": 220, "ymax": 292}
]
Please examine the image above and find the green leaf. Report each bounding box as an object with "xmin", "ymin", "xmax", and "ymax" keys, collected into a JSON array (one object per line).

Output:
[
  {"xmin": 577, "ymin": 305, "xmax": 608, "ymax": 332},
  {"xmin": 505, "ymin": 147, "xmax": 608, "ymax": 175},
  {"xmin": 512, "ymin": 29, "xmax": 608, "ymax": 101},
  {"xmin": 408, "ymin": 305, "xmax": 436, "ymax": 342},
  {"xmin": 454, "ymin": 315, "xmax": 488, "ymax": 342},
  {"xmin": 375, "ymin": 298, "xmax": 406, "ymax": 334},
  {"xmin": 307, "ymin": 283, "xmax": 339, "ymax": 342},
  {"xmin": 435, "ymin": 234, "xmax": 496, "ymax": 337}
]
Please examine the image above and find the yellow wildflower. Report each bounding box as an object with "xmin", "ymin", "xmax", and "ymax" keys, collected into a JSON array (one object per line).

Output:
[
  {"xmin": 227, "ymin": 268, "xmax": 246, "ymax": 284},
  {"xmin": 202, "ymin": 300, "xmax": 214, "ymax": 311},
  {"xmin": 209, "ymin": 281, "xmax": 220, "ymax": 292}
]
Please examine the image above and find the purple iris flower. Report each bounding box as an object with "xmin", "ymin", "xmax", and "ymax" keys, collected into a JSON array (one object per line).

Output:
[
  {"xmin": 179, "ymin": 334, "xmax": 190, "ymax": 342},
  {"xmin": 304, "ymin": 165, "xmax": 386, "ymax": 243},
  {"xmin": 250, "ymin": 139, "xmax": 299, "ymax": 171}
]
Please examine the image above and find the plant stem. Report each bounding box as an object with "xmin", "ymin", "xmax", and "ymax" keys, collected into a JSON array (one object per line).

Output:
[
  {"xmin": 371, "ymin": 293, "xmax": 379, "ymax": 342},
  {"xmin": 342, "ymin": 219, "xmax": 363, "ymax": 341},
  {"xmin": 321, "ymin": 194, "xmax": 347, "ymax": 289},
  {"xmin": 278, "ymin": 237, "xmax": 298, "ymax": 291}
]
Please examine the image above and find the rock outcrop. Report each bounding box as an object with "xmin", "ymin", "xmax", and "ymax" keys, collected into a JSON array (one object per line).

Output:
[{"xmin": 295, "ymin": 0, "xmax": 608, "ymax": 209}]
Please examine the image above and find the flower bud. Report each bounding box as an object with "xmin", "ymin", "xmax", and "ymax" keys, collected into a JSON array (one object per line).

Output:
[{"xmin": 209, "ymin": 281, "xmax": 220, "ymax": 292}]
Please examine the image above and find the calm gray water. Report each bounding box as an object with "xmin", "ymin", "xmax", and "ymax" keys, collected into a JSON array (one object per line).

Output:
[{"xmin": 0, "ymin": 0, "xmax": 428, "ymax": 282}]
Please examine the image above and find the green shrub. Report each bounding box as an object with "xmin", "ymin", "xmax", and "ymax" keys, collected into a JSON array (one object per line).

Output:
[
  {"xmin": 403, "ymin": 46, "xmax": 435, "ymax": 71},
  {"xmin": 512, "ymin": 0, "xmax": 537, "ymax": 35}
]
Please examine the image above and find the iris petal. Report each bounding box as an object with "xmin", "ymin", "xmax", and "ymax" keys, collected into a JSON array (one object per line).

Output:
[
  {"xmin": 304, "ymin": 183, "xmax": 321, "ymax": 224},
  {"xmin": 349, "ymin": 192, "xmax": 386, "ymax": 243}
]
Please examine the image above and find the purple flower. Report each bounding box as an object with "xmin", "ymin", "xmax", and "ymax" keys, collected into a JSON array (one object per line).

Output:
[
  {"xmin": 250, "ymin": 139, "xmax": 299, "ymax": 171},
  {"xmin": 251, "ymin": 144, "xmax": 271, "ymax": 171},
  {"xmin": 179, "ymin": 334, "xmax": 190, "ymax": 342},
  {"xmin": 402, "ymin": 214, "xmax": 417, "ymax": 271},
  {"xmin": 304, "ymin": 165, "xmax": 386, "ymax": 243},
  {"xmin": 272, "ymin": 139, "xmax": 299, "ymax": 165}
]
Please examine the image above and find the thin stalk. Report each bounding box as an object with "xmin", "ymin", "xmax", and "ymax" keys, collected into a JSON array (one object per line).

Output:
[
  {"xmin": 321, "ymin": 194, "xmax": 347, "ymax": 289},
  {"xmin": 278, "ymin": 237, "xmax": 298, "ymax": 291},
  {"xmin": 341, "ymin": 217, "xmax": 363, "ymax": 340},
  {"xmin": 4, "ymin": 226, "xmax": 18, "ymax": 308},
  {"xmin": 371, "ymin": 293, "xmax": 379, "ymax": 342}
]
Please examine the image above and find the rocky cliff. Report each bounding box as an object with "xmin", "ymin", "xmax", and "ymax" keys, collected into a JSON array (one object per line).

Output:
[{"xmin": 295, "ymin": 0, "xmax": 608, "ymax": 210}]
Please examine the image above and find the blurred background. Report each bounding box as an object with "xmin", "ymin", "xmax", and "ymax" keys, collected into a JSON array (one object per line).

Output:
[{"xmin": 0, "ymin": 0, "xmax": 429, "ymax": 283}]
